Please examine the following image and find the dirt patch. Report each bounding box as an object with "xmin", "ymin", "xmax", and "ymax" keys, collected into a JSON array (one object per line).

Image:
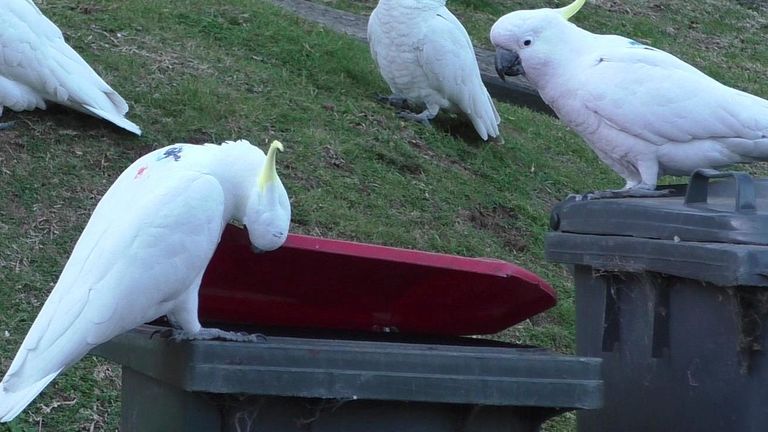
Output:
[
  {"xmin": 430, "ymin": 113, "xmax": 491, "ymax": 146},
  {"xmin": 76, "ymin": 4, "xmax": 106, "ymax": 15},
  {"xmin": 92, "ymin": 361, "xmax": 121, "ymax": 387},
  {"xmin": 3, "ymin": 192, "xmax": 29, "ymax": 224},
  {"xmin": 589, "ymin": 0, "xmax": 634, "ymax": 14},
  {"xmin": 0, "ymin": 127, "xmax": 23, "ymax": 146},
  {"xmin": 685, "ymin": 31, "xmax": 730, "ymax": 51},
  {"xmin": 3, "ymin": 105, "xmax": 133, "ymax": 138},
  {"xmin": 78, "ymin": 26, "xmax": 213, "ymax": 80},
  {"xmin": 350, "ymin": 110, "xmax": 389, "ymax": 133},
  {"xmin": 321, "ymin": 145, "xmax": 346, "ymax": 169},
  {"xmin": 183, "ymin": 130, "xmax": 215, "ymax": 144},
  {"xmin": 458, "ymin": 205, "xmax": 528, "ymax": 252},
  {"xmin": 373, "ymin": 148, "xmax": 424, "ymax": 176},
  {"xmin": 406, "ymin": 136, "xmax": 474, "ymax": 177},
  {"xmin": 0, "ymin": 130, "xmax": 28, "ymax": 176}
]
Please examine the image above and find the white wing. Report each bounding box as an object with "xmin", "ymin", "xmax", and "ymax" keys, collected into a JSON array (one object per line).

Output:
[
  {"xmin": 577, "ymin": 39, "xmax": 768, "ymax": 156},
  {"xmin": 0, "ymin": 165, "xmax": 225, "ymax": 421},
  {"xmin": 0, "ymin": 0, "xmax": 141, "ymax": 134},
  {"xmin": 418, "ymin": 8, "xmax": 499, "ymax": 139},
  {"xmin": 366, "ymin": 7, "xmax": 382, "ymax": 69}
]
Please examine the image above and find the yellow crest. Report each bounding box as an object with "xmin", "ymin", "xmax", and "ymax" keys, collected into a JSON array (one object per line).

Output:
[
  {"xmin": 558, "ymin": 0, "xmax": 586, "ymax": 19},
  {"xmin": 257, "ymin": 140, "xmax": 284, "ymax": 192}
]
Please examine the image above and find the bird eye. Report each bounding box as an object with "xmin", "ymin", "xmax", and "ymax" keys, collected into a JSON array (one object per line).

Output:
[{"xmin": 523, "ymin": 39, "xmax": 532, "ymax": 47}]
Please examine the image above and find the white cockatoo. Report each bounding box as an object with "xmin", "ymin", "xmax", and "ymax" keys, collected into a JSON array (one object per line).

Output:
[
  {"xmin": 0, "ymin": 0, "xmax": 141, "ymax": 134},
  {"xmin": 0, "ymin": 140, "xmax": 291, "ymax": 422},
  {"xmin": 491, "ymin": 0, "xmax": 768, "ymax": 197},
  {"xmin": 368, "ymin": 0, "xmax": 500, "ymax": 141}
]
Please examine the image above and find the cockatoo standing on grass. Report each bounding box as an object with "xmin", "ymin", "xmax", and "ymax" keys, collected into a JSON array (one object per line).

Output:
[
  {"xmin": 0, "ymin": 140, "xmax": 291, "ymax": 422},
  {"xmin": 0, "ymin": 0, "xmax": 141, "ymax": 134},
  {"xmin": 491, "ymin": 0, "xmax": 768, "ymax": 198},
  {"xmin": 368, "ymin": 0, "xmax": 501, "ymax": 141}
]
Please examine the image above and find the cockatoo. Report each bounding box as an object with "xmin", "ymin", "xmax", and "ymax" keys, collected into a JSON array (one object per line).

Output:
[
  {"xmin": 0, "ymin": 0, "xmax": 141, "ymax": 134},
  {"xmin": 367, "ymin": 0, "xmax": 501, "ymax": 141},
  {"xmin": 491, "ymin": 0, "xmax": 768, "ymax": 198},
  {"xmin": 0, "ymin": 140, "xmax": 291, "ymax": 422}
]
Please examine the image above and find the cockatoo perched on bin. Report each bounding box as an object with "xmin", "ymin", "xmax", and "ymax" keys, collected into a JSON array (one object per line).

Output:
[
  {"xmin": 0, "ymin": 0, "xmax": 141, "ymax": 134},
  {"xmin": 491, "ymin": 0, "xmax": 768, "ymax": 198},
  {"xmin": 0, "ymin": 140, "xmax": 291, "ymax": 422},
  {"xmin": 368, "ymin": 0, "xmax": 501, "ymax": 141}
]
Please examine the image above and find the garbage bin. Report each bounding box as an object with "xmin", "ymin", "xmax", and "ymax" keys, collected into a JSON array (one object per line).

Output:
[
  {"xmin": 91, "ymin": 225, "xmax": 603, "ymax": 431},
  {"xmin": 546, "ymin": 170, "xmax": 768, "ymax": 432},
  {"xmin": 93, "ymin": 325, "xmax": 602, "ymax": 432}
]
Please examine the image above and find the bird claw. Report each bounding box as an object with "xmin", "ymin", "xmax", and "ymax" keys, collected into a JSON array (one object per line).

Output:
[
  {"xmin": 150, "ymin": 327, "xmax": 174, "ymax": 339},
  {"xmin": 397, "ymin": 111, "xmax": 432, "ymax": 127},
  {"xmin": 168, "ymin": 327, "xmax": 267, "ymax": 343},
  {"xmin": 377, "ymin": 95, "xmax": 410, "ymax": 110},
  {"xmin": 488, "ymin": 135, "xmax": 505, "ymax": 145}
]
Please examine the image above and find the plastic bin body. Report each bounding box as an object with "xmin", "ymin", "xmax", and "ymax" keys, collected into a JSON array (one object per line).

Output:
[
  {"xmin": 92, "ymin": 326, "xmax": 602, "ymax": 432},
  {"xmin": 546, "ymin": 171, "xmax": 768, "ymax": 432}
]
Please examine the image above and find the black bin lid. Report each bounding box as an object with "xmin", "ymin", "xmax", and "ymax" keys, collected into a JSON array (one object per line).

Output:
[
  {"xmin": 546, "ymin": 170, "xmax": 768, "ymax": 286},
  {"xmin": 551, "ymin": 170, "xmax": 768, "ymax": 246}
]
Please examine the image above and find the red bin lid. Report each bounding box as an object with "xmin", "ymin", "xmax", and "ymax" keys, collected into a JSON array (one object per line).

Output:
[{"xmin": 199, "ymin": 225, "xmax": 556, "ymax": 336}]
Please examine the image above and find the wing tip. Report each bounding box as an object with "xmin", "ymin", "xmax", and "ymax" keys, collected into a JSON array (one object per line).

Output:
[
  {"xmin": 0, "ymin": 370, "xmax": 61, "ymax": 423},
  {"xmin": 82, "ymin": 104, "xmax": 142, "ymax": 136}
]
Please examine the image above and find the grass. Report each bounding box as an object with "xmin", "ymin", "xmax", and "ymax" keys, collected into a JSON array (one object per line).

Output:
[{"xmin": 0, "ymin": 0, "xmax": 766, "ymax": 430}]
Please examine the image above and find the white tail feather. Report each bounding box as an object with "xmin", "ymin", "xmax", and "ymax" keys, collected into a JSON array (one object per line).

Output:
[
  {"xmin": 82, "ymin": 104, "xmax": 142, "ymax": 135},
  {"xmin": 0, "ymin": 369, "xmax": 62, "ymax": 422},
  {"xmin": 466, "ymin": 90, "xmax": 500, "ymax": 140}
]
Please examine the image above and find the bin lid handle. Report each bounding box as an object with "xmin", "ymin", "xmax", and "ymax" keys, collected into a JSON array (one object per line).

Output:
[{"xmin": 684, "ymin": 169, "xmax": 756, "ymax": 213}]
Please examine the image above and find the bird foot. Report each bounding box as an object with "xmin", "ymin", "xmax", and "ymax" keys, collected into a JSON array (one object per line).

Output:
[
  {"xmin": 397, "ymin": 110, "xmax": 433, "ymax": 127},
  {"xmin": 0, "ymin": 121, "xmax": 16, "ymax": 130},
  {"xmin": 377, "ymin": 95, "xmax": 410, "ymax": 110},
  {"xmin": 150, "ymin": 327, "xmax": 174, "ymax": 339},
  {"xmin": 488, "ymin": 134, "xmax": 505, "ymax": 145},
  {"xmin": 154, "ymin": 327, "xmax": 267, "ymax": 343},
  {"xmin": 569, "ymin": 188, "xmax": 674, "ymax": 201}
]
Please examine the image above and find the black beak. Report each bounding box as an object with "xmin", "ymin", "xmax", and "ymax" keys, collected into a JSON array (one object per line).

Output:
[{"xmin": 495, "ymin": 48, "xmax": 525, "ymax": 80}]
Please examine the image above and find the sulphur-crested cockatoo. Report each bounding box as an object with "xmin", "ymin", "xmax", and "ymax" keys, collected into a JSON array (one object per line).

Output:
[
  {"xmin": 0, "ymin": 0, "xmax": 141, "ymax": 134},
  {"xmin": 491, "ymin": 0, "xmax": 768, "ymax": 198},
  {"xmin": 368, "ymin": 0, "xmax": 500, "ymax": 140},
  {"xmin": 0, "ymin": 140, "xmax": 290, "ymax": 422}
]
